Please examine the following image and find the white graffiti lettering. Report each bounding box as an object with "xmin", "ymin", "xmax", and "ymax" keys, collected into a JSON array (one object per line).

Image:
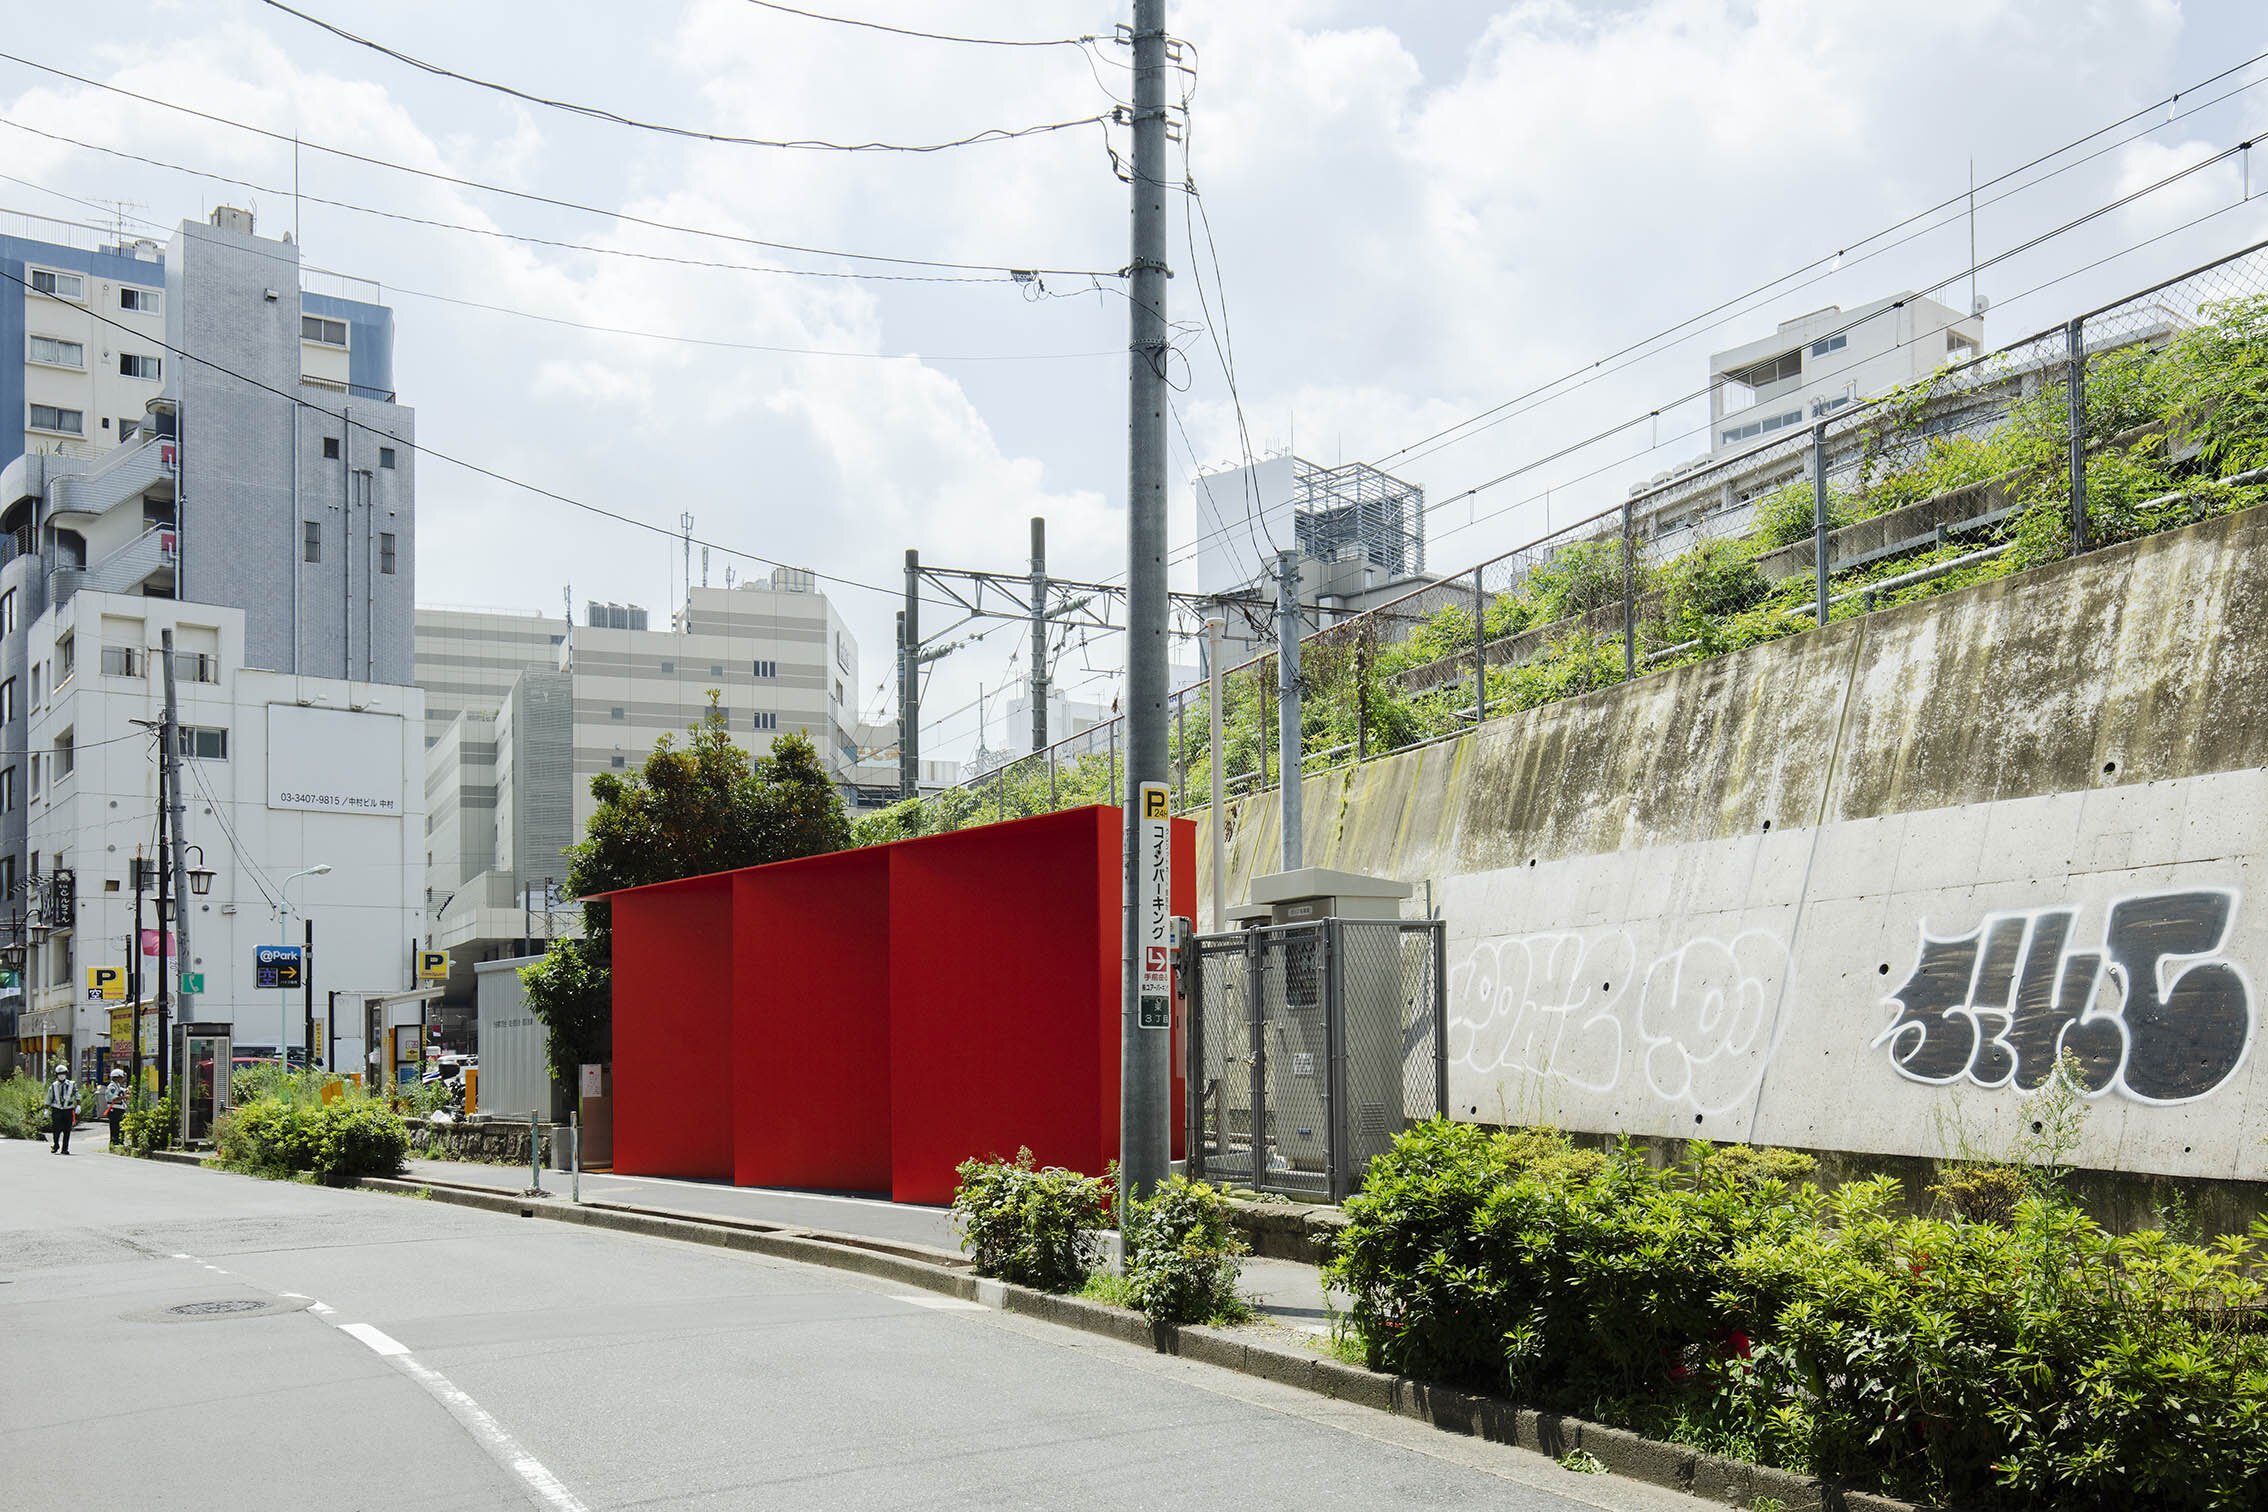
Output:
[{"xmin": 1449, "ymin": 928, "xmax": 1791, "ymax": 1113}]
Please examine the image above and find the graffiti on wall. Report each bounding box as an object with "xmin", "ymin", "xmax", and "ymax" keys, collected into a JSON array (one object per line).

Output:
[
  {"xmin": 1446, "ymin": 928, "xmax": 1791, "ymax": 1115},
  {"xmin": 1875, "ymin": 889, "xmax": 2253, "ymax": 1104}
]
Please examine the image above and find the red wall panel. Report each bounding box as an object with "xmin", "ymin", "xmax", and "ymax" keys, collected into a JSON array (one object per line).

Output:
[
  {"xmin": 732, "ymin": 848, "xmax": 891, "ymax": 1192},
  {"xmin": 609, "ymin": 875, "xmax": 735, "ymax": 1180},
  {"xmin": 606, "ymin": 804, "xmax": 1197, "ymax": 1206}
]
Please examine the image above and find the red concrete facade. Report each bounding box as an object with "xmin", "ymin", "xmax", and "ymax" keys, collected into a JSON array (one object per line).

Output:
[{"xmin": 604, "ymin": 806, "xmax": 1193, "ymax": 1205}]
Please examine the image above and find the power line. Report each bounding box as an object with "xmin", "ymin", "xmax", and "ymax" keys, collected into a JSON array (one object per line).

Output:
[
  {"xmin": 1369, "ymin": 49, "xmax": 2268, "ymax": 471},
  {"xmin": 0, "ymin": 126, "xmax": 1000, "ymax": 286},
  {"xmin": 258, "ymin": 0, "xmax": 1114, "ymax": 155},
  {"xmin": 1148, "ymin": 134, "xmax": 2263, "ymax": 579},
  {"xmin": 738, "ymin": 0, "xmax": 1112, "ymax": 50},
  {"xmin": 0, "ymin": 261, "xmax": 959, "ymax": 609},
  {"xmin": 0, "ymin": 50, "xmax": 1122, "ymax": 279}
]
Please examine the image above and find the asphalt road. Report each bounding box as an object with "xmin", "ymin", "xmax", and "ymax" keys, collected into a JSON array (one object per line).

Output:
[{"xmin": 3, "ymin": 1138, "xmax": 1697, "ymax": 1512}]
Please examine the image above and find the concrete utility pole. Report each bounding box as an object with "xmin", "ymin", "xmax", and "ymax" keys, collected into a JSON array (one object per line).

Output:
[
  {"xmin": 1276, "ymin": 549, "xmax": 1302, "ymax": 870},
  {"xmin": 1029, "ymin": 517, "xmax": 1049, "ymax": 756},
  {"xmin": 1119, "ymin": 0, "xmax": 1172, "ymax": 1207},
  {"xmin": 160, "ymin": 629, "xmax": 196, "ymax": 1050},
  {"xmin": 1206, "ymin": 616, "xmax": 1225, "ymax": 929},
  {"xmin": 900, "ymin": 550, "xmax": 919, "ymax": 800}
]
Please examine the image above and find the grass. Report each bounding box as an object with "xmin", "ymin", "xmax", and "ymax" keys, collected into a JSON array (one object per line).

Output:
[{"xmin": 1075, "ymin": 1269, "xmax": 1137, "ymax": 1309}]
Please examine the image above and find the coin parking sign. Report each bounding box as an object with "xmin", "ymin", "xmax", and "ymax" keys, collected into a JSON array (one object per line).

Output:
[{"xmin": 254, "ymin": 945, "xmax": 304, "ymax": 990}]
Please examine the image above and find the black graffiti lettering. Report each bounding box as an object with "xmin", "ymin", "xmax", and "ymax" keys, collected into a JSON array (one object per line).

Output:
[
  {"xmin": 1881, "ymin": 933, "xmax": 1982, "ymax": 1083},
  {"xmin": 1879, "ymin": 890, "xmax": 2251, "ymax": 1104},
  {"xmin": 2103, "ymin": 892, "xmax": 2251, "ymax": 1103}
]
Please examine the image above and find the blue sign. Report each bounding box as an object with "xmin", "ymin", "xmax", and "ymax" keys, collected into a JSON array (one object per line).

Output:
[{"xmin": 254, "ymin": 944, "xmax": 304, "ymax": 990}]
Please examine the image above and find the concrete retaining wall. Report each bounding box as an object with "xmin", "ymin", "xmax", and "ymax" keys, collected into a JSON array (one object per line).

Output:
[{"xmin": 1199, "ymin": 505, "xmax": 2268, "ymax": 1183}]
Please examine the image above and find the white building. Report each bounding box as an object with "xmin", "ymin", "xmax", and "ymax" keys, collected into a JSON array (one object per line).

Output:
[
  {"xmin": 0, "ymin": 206, "xmax": 423, "ymax": 1078},
  {"xmin": 13, "ymin": 593, "xmax": 423, "ymax": 1071},
  {"xmin": 1706, "ymin": 292, "xmax": 1983, "ymax": 454}
]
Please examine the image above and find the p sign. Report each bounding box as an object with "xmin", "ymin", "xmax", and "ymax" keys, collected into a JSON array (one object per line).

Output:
[
  {"xmin": 416, "ymin": 949, "xmax": 450, "ymax": 981},
  {"xmin": 85, "ymin": 965, "xmax": 126, "ymax": 1002}
]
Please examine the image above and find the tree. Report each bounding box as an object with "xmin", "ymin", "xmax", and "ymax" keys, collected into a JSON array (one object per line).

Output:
[{"xmin": 521, "ymin": 697, "xmax": 850, "ymax": 1085}]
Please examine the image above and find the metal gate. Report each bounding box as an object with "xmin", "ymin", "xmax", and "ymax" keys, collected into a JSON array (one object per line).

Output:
[{"xmin": 1188, "ymin": 918, "xmax": 1445, "ymax": 1201}]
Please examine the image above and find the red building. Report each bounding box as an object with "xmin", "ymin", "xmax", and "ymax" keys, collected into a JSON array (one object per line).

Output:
[{"xmin": 605, "ymin": 806, "xmax": 1193, "ymax": 1205}]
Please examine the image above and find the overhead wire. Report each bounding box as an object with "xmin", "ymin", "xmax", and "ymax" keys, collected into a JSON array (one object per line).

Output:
[
  {"xmin": 1367, "ymin": 49, "xmax": 2268, "ymax": 471},
  {"xmin": 256, "ymin": 0, "xmax": 1114, "ymax": 155},
  {"xmin": 0, "ymin": 50, "xmax": 1123, "ymax": 279},
  {"xmin": 736, "ymin": 0, "xmax": 1113, "ymax": 51},
  {"xmin": 0, "ymin": 261, "xmax": 970, "ymax": 610}
]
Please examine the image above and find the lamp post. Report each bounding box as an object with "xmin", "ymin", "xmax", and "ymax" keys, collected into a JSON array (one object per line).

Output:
[{"xmin": 279, "ymin": 864, "xmax": 331, "ymax": 1067}]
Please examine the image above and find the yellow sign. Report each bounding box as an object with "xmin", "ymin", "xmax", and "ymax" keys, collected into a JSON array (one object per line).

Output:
[
  {"xmin": 416, "ymin": 949, "xmax": 450, "ymax": 981},
  {"xmin": 109, "ymin": 1004, "xmax": 134, "ymax": 1044},
  {"xmin": 85, "ymin": 965, "xmax": 126, "ymax": 1001},
  {"xmin": 1142, "ymin": 787, "xmax": 1170, "ymax": 821}
]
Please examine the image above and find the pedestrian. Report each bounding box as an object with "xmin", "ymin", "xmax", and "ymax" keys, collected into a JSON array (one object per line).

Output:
[
  {"xmin": 101, "ymin": 1067, "xmax": 130, "ymax": 1145},
  {"xmin": 44, "ymin": 1064, "xmax": 76, "ymax": 1155}
]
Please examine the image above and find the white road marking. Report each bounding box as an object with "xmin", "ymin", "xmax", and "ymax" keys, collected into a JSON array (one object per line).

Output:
[
  {"xmin": 335, "ymin": 1320, "xmax": 586, "ymax": 1511},
  {"xmin": 309, "ymin": 1302, "xmax": 335, "ymax": 1316},
  {"xmin": 896, "ymin": 1293, "xmax": 988, "ymax": 1312},
  {"xmin": 169, "ymin": 1252, "xmax": 193, "ymax": 1260},
  {"xmin": 339, "ymin": 1322, "xmax": 411, "ymax": 1357},
  {"xmin": 278, "ymin": 1291, "xmax": 310, "ymax": 1299}
]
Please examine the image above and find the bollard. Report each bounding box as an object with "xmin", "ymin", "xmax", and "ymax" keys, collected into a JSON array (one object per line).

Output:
[
  {"xmin": 570, "ymin": 1109, "xmax": 580, "ymax": 1204},
  {"xmin": 528, "ymin": 1108, "xmax": 542, "ymax": 1195}
]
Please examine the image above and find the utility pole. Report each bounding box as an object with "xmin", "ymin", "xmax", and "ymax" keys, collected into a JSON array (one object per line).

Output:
[
  {"xmin": 1119, "ymin": 0, "xmax": 1172, "ymax": 1207},
  {"xmin": 900, "ymin": 550, "xmax": 920, "ymax": 800},
  {"xmin": 1276, "ymin": 549, "xmax": 1302, "ymax": 870},
  {"xmin": 1206, "ymin": 616, "xmax": 1224, "ymax": 929},
  {"xmin": 161, "ymin": 629, "xmax": 195, "ymax": 1083},
  {"xmin": 130, "ymin": 847, "xmax": 145, "ymax": 1099},
  {"xmin": 154, "ymin": 767, "xmax": 170, "ymax": 1095},
  {"xmin": 1028, "ymin": 517, "xmax": 1049, "ymax": 756},
  {"xmin": 303, "ymin": 916, "xmax": 315, "ymax": 1072}
]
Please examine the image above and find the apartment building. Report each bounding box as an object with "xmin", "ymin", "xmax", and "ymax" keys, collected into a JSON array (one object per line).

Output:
[{"xmin": 0, "ymin": 207, "xmax": 423, "ymax": 1076}]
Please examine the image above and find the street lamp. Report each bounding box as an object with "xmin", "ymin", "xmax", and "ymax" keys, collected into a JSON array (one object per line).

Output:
[{"xmin": 279, "ymin": 865, "xmax": 330, "ymax": 1068}]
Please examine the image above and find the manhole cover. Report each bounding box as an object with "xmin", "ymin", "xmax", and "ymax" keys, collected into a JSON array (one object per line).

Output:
[{"xmin": 126, "ymin": 1295, "xmax": 310, "ymax": 1325}]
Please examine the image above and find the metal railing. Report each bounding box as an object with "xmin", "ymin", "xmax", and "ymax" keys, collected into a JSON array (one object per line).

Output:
[{"xmin": 863, "ymin": 238, "xmax": 2268, "ymax": 840}]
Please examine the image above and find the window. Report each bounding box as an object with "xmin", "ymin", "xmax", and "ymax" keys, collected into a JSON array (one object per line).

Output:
[
  {"xmin": 752, "ymin": 711, "xmax": 777, "ymax": 731},
  {"xmin": 379, "ymin": 446, "xmax": 397, "ymax": 468},
  {"xmin": 53, "ymin": 633, "xmax": 73, "ymax": 685},
  {"xmin": 710, "ymin": 664, "xmax": 723, "ymax": 678},
  {"xmin": 170, "ymin": 650, "xmax": 217, "ymax": 685},
  {"xmin": 119, "ymin": 417, "xmax": 141, "ymax": 438},
  {"xmin": 1810, "ymin": 395, "xmax": 1851, "ymax": 419},
  {"xmin": 609, "ymin": 755, "xmax": 627, "ymax": 769},
  {"xmin": 1728, "ymin": 349, "xmax": 1803, "ymax": 390},
  {"xmin": 1808, "ymin": 333, "xmax": 1849, "ymax": 359},
  {"xmin": 29, "ymin": 664, "xmax": 41, "ymax": 707},
  {"xmin": 119, "ymin": 353, "xmax": 161, "ymax": 380},
  {"xmin": 609, "ymin": 707, "xmax": 625, "ymax": 721},
  {"xmin": 0, "ymin": 591, "xmax": 14, "ymax": 634},
  {"xmin": 27, "ymin": 754, "xmax": 38, "ymax": 797},
  {"xmin": 379, "ymin": 532, "xmax": 397, "ymax": 575},
  {"xmin": 27, "ymin": 335, "xmax": 85, "ymax": 368},
  {"xmin": 322, "ymin": 436, "xmax": 341, "ymax": 460},
  {"xmin": 303, "ymin": 521, "xmax": 321, "ymax": 564},
  {"xmin": 99, "ymin": 644, "xmax": 140, "ymax": 678},
  {"xmin": 120, "ymin": 287, "xmax": 159, "ymax": 313},
  {"xmin": 53, "ymin": 729, "xmax": 73, "ymax": 779},
  {"xmin": 1720, "ymin": 410, "xmax": 1804, "ymax": 447},
  {"xmin": 301, "ymin": 314, "xmax": 348, "ymax": 347},
  {"xmin": 0, "ymin": 678, "xmax": 14, "ymax": 723},
  {"xmin": 752, "ymin": 659, "xmax": 777, "ymax": 679},
  {"xmin": 29, "ymin": 268, "xmax": 84, "ymax": 300},
  {"xmin": 658, "ymin": 660, "xmax": 673, "ymax": 674},
  {"xmin": 179, "ymin": 726, "xmax": 228, "ymax": 760},
  {"xmin": 29, "ymin": 404, "xmax": 85, "ymax": 436},
  {"xmin": 2, "ymin": 767, "xmax": 15, "ymax": 813}
]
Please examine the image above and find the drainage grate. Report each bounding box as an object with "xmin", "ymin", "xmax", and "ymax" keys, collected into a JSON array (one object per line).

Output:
[
  {"xmin": 129, "ymin": 1295, "xmax": 310, "ymax": 1325},
  {"xmin": 167, "ymin": 1299, "xmax": 269, "ymax": 1317}
]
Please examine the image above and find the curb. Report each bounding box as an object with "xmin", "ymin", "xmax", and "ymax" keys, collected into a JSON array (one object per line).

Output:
[{"xmin": 356, "ymin": 1170, "xmax": 1924, "ymax": 1512}]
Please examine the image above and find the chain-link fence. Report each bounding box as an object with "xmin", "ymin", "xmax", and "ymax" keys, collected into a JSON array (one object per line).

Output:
[
  {"xmin": 859, "ymin": 238, "xmax": 2268, "ymax": 844},
  {"xmin": 1188, "ymin": 917, "xmax": 1445, "ymax": 1201}
]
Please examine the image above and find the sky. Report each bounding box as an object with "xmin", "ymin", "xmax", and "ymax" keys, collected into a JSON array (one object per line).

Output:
[{"xmin": 2, "ymin": 0, "xmax": 2265, "ymax": 763}]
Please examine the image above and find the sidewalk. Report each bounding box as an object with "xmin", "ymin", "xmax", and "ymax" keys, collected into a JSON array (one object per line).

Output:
[{"xmin": 396, "ymin": 1156, "xmax": 1340, "ymax": 1334}]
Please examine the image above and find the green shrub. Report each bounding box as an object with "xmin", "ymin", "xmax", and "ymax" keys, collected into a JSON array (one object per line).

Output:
[
  {"xmin": 1752, "ymin": 481, "xmax": 1853, "ymax": 548},
  {"xmin": 119, "ymin": 1094, "xmax": 176, "ymax": 1155},
  {"xmin": 1685, "ymin": 1140, "xmax": 1817, "ymax": 1189},
  {"xmin": 1123, "ymin": 1176, "xmax": 1249, "ymax": 1326},
  {"xmin": 1325, "ymin": 1122, "xmax": 2268, "ymax": 1511},
  {"xmin": 0, "ymin": 1072, "xmax": 45, "ymax": 1139},
  {"xmin": 1928, "ymin": 1162, "xmax": 2031, "ymax": 1225},
  {"xmin": 951, "ymin": 1148, "xmax": 1110, "ymax": 1293},
  {"xmin": 214, "ymin": 1088, "xmax": 406, "ymax": 1184}
]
